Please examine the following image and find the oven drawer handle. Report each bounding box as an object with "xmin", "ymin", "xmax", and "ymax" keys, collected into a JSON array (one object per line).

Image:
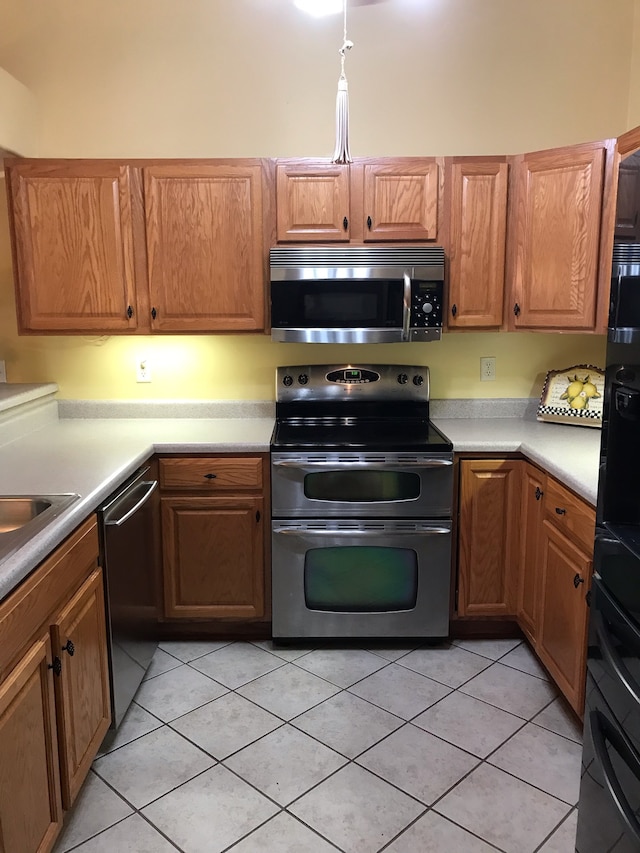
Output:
[
  {"xmin": 272, "ymin": 459, "xmax": 453, "ymax": 468},
  {"xmin": 274, "ymin": 526, "xmax": 451, "ymax": 536},
  {"xmin": 104, "ymin": 481, "xmax": 158, "ymax": 527},
  {"xmin": 589, "ymin": 708, "xmax": 640, "ymax": 844}
]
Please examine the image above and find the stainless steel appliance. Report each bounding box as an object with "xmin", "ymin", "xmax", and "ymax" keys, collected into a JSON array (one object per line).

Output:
[
  {"xmin": 270, "ymin": 364, "xmax": 453, "ymax": 640},
  {"xmin": 98, "ymin": 467, "xmax": 160, "ymax": 733},
  {"xmin": 609, "ymin": 243, "xmax": 640, "ymax": 344},
  {"xmin": 269, "ymin": 246, "xmax": 444, "ymax": 343}
]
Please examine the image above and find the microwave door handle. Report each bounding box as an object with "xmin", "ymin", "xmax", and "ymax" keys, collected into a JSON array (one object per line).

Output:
[
  {"xmin": 274, "ymin": 527, "xmax": 451, "ymax": 537},
  {"xmin": 402, "ymin": 271, "xmax": 411, "ymax": 341}
]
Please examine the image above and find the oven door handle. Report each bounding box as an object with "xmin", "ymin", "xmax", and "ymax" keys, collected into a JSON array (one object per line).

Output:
[
  {"xmin": 271, "ymin": 459, "xmax": 453, "ymax": 468},
  {"xmin": 402, "ymin": 270, "xmax": 411, "ymax": 341},
  {"xmin": 274, "ymin": 526, "xmax": 451, "ymax": 536}
]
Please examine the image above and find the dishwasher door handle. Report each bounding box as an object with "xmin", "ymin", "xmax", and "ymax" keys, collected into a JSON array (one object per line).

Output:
[{"xmin": 104, "ymin": 481, "xmax": 158, "ymax": 527}]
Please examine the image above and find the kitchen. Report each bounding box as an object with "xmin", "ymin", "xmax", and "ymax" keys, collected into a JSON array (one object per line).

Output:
[{"xmin": 0, "ymin": 1, "xmax": 639, "ymax": 851}]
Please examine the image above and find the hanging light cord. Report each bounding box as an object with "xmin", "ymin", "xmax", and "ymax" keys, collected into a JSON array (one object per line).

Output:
[{"xmin": 339, "ymin": 2, "xmax": 353, "ymax": 78}]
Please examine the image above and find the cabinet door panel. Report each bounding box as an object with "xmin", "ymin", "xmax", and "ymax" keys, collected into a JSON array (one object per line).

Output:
[
  {"xmin": 362, "ymin": 162, "xmax": 438, "ymax": 241},
  {"xmin": 510, "ymin": 143, "xmax": 605, "ymax": 330},
  {"xmin": 144, "ymin": 164, "xmax": 265, "ymax": 331},
  {"xmin": 0, "ymin": 635, "xmax": 62, "ymax": 853},
  {"xmin": 517, "ymin": 465, "xmax": 546, "ymax": 642},
  {"xmin": 537, "ymin": 520, "xmax": 590, "ymax": 714},
  {"xmin": 162, "ymin": 496, "xmax": 264, "ymax": 619},
  {"xmin": 458, "ymin": 459, "xmax": 521, "ymax": 616},
  {"xmin": 52, "ymin": 569, "xmax": 111, "ymax": 808},
  {"xmin": 447, "ymin": 160, "xmax": 507, "ymax": 328},
  {"xmin": 276, "ymin": 162, "xmax": 350, "ymax": 242},
  {"xmin": 8, "ymin": 162, "xmax": 137, "ymax": 332}
]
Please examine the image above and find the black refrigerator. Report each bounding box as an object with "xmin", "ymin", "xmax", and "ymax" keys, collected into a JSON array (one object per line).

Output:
[{"xmin": 576, "ymin": 245, "xmax": 640, "ymax": 851}]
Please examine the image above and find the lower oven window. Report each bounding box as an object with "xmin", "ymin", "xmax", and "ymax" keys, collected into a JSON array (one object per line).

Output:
[
  {"xmin": 304, "ymin": 470, "xmax": 420, "ymax": 502},
  {"xmin": 304, "ymin": 546, "xmax": 418, "ymax": 612}
]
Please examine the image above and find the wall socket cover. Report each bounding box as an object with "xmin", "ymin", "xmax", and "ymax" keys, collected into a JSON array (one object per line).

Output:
[
  {"xmin": 480, "ymin": 356, "xmax": 496, "ymax": 381},
  {"xmin": 0, "ymin": 360, "xmax": 6, "ymax": 383},
  {"xmin": 136, "ymin": 358, "xmax": 151, "ymax": 383}
]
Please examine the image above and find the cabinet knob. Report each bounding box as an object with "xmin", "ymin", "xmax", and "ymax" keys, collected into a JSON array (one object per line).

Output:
[
  {"xmin": 126, "ymin": 305, "xmax": 133, "ymax": 319},
  {"xmin": 573, "ymin": 573, "xmax": 585, "ymax": 588},
  {"xmin": 555, "ymin": 507, "xmax": 566, "ymax": 515},
  {"xmin": 343, "ymin": 216, "xmax": 349, "ymax": 230},
  {"xmin": 151, "ymin": 307, "xmax": 157, "ymax": 320},
  {"xmin": 256, "ymin": 510, "xmax": 261, "ymax": 523},
  {"xmin": 62, "ymin": 639, "xmax": 75, "ymax": 657},
  {"xmin": 535, "ymin": 487, "xmax": 543, "ymax": 501},
  {"xmin": 48, "ymin": 656, "xmax": 62, "ymax": 676},
  {"xmin": 203, "ymin": 473, "xmax": 217, "ymax": 480},
  {"xmin": 513, "ymin": 303, "xmax": 521, "ymax": 317},
  {"xmin": 367, "ymin": 216, "xmax": 372, "ymax": 230},
  {"xmin": 451, "ymin": 304, "xmax": 457, "ymax": 318}
]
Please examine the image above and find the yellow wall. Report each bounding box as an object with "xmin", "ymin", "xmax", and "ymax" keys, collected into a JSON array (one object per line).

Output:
[
  {"xmin": 0, "ymin": 67, "xmax": 38, "ymax": 155},
  {"xmin": 0, "ymin": 0, "xmax": 627, "ymax": 399}
]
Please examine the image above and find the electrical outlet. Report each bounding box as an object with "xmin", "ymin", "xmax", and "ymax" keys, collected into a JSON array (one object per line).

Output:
[
  {"xmin": 0, "ymin": 360, "xmax": 6, "ymax": 383},
  {"xmin": 136, "ymin": 357, "xmax": 151, "ymax": 383},
  {"xmin": 480, "ymin": 356, "xmax": 496, "ymax": 381}
]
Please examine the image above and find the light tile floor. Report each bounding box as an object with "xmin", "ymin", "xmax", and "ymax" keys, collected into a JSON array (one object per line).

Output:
[{"xmin": 53, "ymin": 638, "xmax": 583, "ymax": 853}]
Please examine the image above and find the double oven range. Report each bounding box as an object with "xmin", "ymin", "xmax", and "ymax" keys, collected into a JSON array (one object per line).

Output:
[{"xmin": 270, "ymin": 364, "xmax": 454, "ymax": 640}]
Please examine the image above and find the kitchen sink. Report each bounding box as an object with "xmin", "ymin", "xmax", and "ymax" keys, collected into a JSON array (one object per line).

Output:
[{"xmin": 0, "ymin": 494, "xmax": 80, "ymax": 565}]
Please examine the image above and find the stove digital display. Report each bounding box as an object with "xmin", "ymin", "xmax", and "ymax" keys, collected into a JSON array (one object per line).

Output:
[{"xmin": 326, "ymin": 368, "xmax": 380, "ymax": 384}]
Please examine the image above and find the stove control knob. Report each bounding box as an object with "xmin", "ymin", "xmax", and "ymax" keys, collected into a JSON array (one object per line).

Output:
[
  {"xmin": 397, "ymin": 373, "xmax": 408, "ymax": 385},
  {"xmin": 298, "ymin": 373, "xmax": 309, "ymax": 385},
  {"xmin": 282, "ymin": 374, "xmax": 293, "ymax": 387},
  {"xmin": 413, "ymin": 374, "xmax": 424, "ymax": 386}
]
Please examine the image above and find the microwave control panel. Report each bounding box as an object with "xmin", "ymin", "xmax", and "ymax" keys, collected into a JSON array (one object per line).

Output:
[{"xmin": 411, "ymin": 281, "xmax": 443, "ymax": 333}]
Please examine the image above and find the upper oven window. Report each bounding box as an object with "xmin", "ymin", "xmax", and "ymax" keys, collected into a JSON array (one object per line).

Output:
[{"xmin": 304, "ymin": 470, "xmax": 421, "ymax": 502}]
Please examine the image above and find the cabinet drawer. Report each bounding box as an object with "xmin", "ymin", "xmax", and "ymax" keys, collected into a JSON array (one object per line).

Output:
[
  {"xmin": 159, "ymin": 457, "xmax": 263, "ymax": 491},
  {"xmin": 544, "ymin": 477, "xmax": 595, "ymax": 548}
]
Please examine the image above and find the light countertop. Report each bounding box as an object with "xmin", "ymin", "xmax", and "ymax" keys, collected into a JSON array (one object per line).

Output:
[{"xmin": 0, "ymin": 398, "xmax": 601, "ymax": 602}]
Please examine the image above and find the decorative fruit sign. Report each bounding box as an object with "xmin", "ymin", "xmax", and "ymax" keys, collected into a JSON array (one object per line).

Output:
[{"xmin": 537, "ymin": 364, "xmax": 605, "ymax": 427}]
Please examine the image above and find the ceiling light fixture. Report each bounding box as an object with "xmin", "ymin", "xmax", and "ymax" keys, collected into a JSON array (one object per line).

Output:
[{"xmin": 294, "ymin": 0, "xmax": 343, "ymax": 17}]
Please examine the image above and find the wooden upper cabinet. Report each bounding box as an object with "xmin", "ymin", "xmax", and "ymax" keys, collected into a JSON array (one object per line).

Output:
[
  {"xmin": 6, "ymin": 161, "xmax": 137, "ymax": 332},
  {"xmin": 508, "ymin": 141, "xmax": 607, "ymax": 330},
  {"xmin": 275, "ymin": 157, "xmax": 439, "ymax": 243},
  {"xmin": 446, "ymin": 159, "xmax": 508, "ymax": 328},
  {"xmin": 360, "ymin": 160, "xmax": 439, "ymax": 241},
  {"xmin": 276, "ymin": 161, "xmax": 350, "ymax": 242},
  {"xmin": 143, "ymin": 163, "xmax": 266, "ymax": 332}
]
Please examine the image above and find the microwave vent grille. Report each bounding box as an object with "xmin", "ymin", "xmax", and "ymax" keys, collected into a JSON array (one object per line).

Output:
[
  {"xmin": 613, "ymin": 243, "xmax": 640, "ymax": 265},
  {"xmin": 269, "ymin": 246, "xmax": 445, "ymax": 268}
]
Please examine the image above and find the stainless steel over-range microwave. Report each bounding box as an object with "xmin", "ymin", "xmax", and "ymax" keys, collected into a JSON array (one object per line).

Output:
[{"xmin": 269, "ymin": 246, "xmax": 445, "ymax": 344}]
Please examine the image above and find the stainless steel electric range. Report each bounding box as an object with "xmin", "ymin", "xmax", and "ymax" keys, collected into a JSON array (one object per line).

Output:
[{"xmin": 270, "ymin": 364, "xmax": 454, "ymax": 641}]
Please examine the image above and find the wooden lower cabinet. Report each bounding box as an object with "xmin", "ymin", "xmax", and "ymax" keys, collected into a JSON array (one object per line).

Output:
[
  {"xmin": 0, "ymin": 516, "xmax": 111, "ymax": 853},
  {"xmin": 52, "ymin": 569, "xmax": 111, "ymax": 807},
  {"xmin": 536, "ymin": 519, "xmax": 592, "ymax": 713},
  {"xmin": 0, "ymin": 635, "xmax": 62, "ymax": 853},
  {"xmin": 517, "ymin": 464, "xmax": 546, "ymax": 642},
  {"xmin": 162, "ymin": 495, "xmax": 265, "ymax": 619},
  {"xmin": 457, "ymin": 458, "xmax": 522, "ymax": 616}
]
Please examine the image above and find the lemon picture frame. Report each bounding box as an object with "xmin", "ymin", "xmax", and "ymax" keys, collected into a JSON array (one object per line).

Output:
[{"xmin": 537, "ymin": 363, "xmax": 605, "ymax": 428}]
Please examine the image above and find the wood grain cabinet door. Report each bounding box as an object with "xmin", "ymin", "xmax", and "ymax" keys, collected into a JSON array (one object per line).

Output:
[
  {"xmin": 162, "ymin": 496, "xmax": 265, "ymax": 619},
  {"xmin": 457, "ymin": 459, "xmax": 522, "ymax": 617},
  {"xmin": 508, "ymin": 142, "xmax": 606, "ymax": 330},
  {"xmin": 536, "ymin": 520, "xmax": 591, "ymax": 715},
  {"xmin": 276, "ymin": 161, "xmax": 350, "ymax": 242},
  {"xmin": 517, "ymin": 464, "xmax": 546, "ymax": 642},
  {"xmin": 51, "ymin": 569, "xmax": 111, "ymax": 809},
  {"xmin": 143, "ymin": 163, "xmax": 265, "ymax": 331},
  {"xmin": 6, "ymin": 161, "xmax": 138, "ymax": 332},
  {"xmin": 447, "ymin": 159, "xmax": 508, "ymax": 328},
  {"xmin": 0, "ymin": 634, "xmax": 62, "ymax": 853},
  {"xmin": 361, "ymin": 160, "xmax": 438, "ymax": 241}
]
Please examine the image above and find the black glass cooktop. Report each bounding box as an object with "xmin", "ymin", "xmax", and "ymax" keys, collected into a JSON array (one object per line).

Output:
[{"xmin": 271, "ymin": 418, "xmax": 453, "ymax": 452}]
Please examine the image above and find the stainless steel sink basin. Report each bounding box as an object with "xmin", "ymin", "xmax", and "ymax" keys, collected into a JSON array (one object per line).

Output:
[{"xmin": 0, "ymin": 494, "xmax": 80, "ymax": 565}]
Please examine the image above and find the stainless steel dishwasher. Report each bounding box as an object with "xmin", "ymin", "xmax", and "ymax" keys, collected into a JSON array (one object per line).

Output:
[{"xmin": 99, "ymin": 465, "xmax": 161, "ymax": 733}]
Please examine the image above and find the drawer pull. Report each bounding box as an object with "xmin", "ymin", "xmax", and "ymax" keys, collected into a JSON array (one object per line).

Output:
[
  {"xmin": 535, "ymin": 487, "xmax": 543, "ymax": 501},
  {"xmin": 555, "ymin": 507, "xmax": 566, "ymax": 515},
  {"xmin": 203, "ymin": 473, "xmax": 217, "ymax": 480},
  {"xmin": 62, "ymin": 639, "xmax": 75, "ymax": 656},
  {"xmin": 573, "ymin": 573, "xmax": 584, "ymax": 588}
]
